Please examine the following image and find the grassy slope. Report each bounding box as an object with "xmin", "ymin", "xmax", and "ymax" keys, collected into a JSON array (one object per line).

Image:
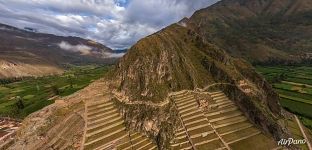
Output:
[{"xmin": 0, "ymin": 65, "xmax": 111, "ymax": 119}]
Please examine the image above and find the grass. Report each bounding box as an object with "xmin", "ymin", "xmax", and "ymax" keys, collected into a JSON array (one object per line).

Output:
[
  {"xmin": 256, "ymin": 65, "xmax": 312, "ymax": 131},
  {"xmin": 191, "ymin": 133, "xmax": 218, "ymax": 144},
  {"xmin": 195, "ymin": 139, "xmax": 223, "ymax": 150},
  {"xmin": 188, "ymin": 126, "xmax": 213, "ymax": 136},
  {"xmin": 172, "ymin": 136, "xmax": 188, "ymax": 144},
  {"xmin": 286, "ymin": 77, "xmax": 312, "ymax": 85},
  {"xmin": 275, "ymin": 83, "xmax": 312, "ymax": 96},
  {"xmin": 279, "ymin": 94, "xmax": 312, "ymax": 105},
  {"xmin": 280, "ymin": 98, "xmax": 312, "ymax": 118},
  {"xmin": 84, "ymin": 130, "xmax": 127, "ymax": 150},
  {"xmin": 86, "ymin": 124, "xmax": 125, "ymax": 142},
  {"xmin": 0, "ymin": 65, "xmax": 112, "ymax": 119},
  {"xmin": 286, "ymin": 118, "xmax": 309, "ymax": 150},
  {"xmin": 222, "ymin": 127, "xmax": 259, "ymax": 143},
  {"xmin": 216, "ymin": 121, "xmax": 252, "ymax": 134},
  {"xmin": 132, "ymin": 139, "xmax": 151, "ymax": 149},
  {"xmin": 229, "ymin": 134, "xmax": 276, "ymax": 150},
  {"xmin": 213, "ymin": 116, "xmax": 246, "ymax": 126},
  {"xmin": 185, "ymin": 120, "xmax": 209, "ymax": 129}
]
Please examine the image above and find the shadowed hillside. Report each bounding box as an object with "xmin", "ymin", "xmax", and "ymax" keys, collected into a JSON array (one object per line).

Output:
[
  {"xmin": 186, "ymin": 0, "xmax": 312, "ymax": 63},
  {"xmin": 0, "ymin": 23, "xmax": 118, "ymax": 78}
]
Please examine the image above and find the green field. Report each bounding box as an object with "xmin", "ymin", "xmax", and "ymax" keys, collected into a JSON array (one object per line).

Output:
[
  {"xmin": 256, "ymin": 66, "xmax": 312, "ymax": 130},
  {"xmin": 0, "ymin": 65, "xmax": 111, "ymax": 119}
]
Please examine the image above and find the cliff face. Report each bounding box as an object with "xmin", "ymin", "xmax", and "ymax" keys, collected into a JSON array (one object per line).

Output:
[{"xmin": 201, "ymin": 58, "xmax": 288, "ymax": 139}]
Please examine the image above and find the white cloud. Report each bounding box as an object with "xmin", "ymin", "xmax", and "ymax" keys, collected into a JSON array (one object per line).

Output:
[
  {"xmin": 0, "ymin": 0, "xmax": 219, "ymax": 49},
  {"xmin": 58, "ymin": 41, "xmax": 92, "ymax": 55},
  {"xmin": 105, "ymin": 52, "xmax": 125, "ymax": 58}
]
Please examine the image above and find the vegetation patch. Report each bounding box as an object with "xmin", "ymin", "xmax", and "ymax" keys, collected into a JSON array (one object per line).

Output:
[
  {"xmin": 0, "ymin": 65, "xmax": 111, "ymax": 119},
  {"xmin": 256, "ymin": 66, "xmax": 312, "ymax": 131}
]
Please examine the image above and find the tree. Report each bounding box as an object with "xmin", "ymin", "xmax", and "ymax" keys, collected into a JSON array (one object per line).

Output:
[
  {"xmin": 67, "ymin": 74, "xmax": 75, "ymax": 88},
  {"xmin": 15, "ymin": 96, "xmax": 24, "ymax": 109},
  {"xmin": 51, "ymin": 85, "xmax": 60, "ymax": 95}
]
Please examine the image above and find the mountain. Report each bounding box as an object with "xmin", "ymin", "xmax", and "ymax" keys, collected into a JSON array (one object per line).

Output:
[
  {"xmin": 113, "ymin": 21, "xmax": 288, "ymax": 146},
  {"xmin": 185, "ymin": 0, "xmax": 312, "ymax": 64},
  {"xmin": 0, "ymin": 23, "xmax": 117, "ymax": 78},
  {"xmin": 3, "ymin": 0, "xmax": 311, "ymax": 149},
  {"xmin": 112, "ymin": 0, "xmax": 312, "ymax": 148}
]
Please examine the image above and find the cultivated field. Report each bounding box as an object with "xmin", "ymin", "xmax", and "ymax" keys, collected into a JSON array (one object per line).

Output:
[
  {"xmin": 0, "ymin": 65, "xmax": 111, "ymax": 119},
  {"xmin": 170, "ymin": 91, "xmax": 278, "ymax": 150},
  {"xmin": 256, "ymin": 66, "xmax": 312, "ymax": 130}
]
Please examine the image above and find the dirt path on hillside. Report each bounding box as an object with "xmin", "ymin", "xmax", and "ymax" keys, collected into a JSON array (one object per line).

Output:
[
  {"xmin": 295, "ymin": 115, "xmax": 312, "ymax": 150},
  {"xmin": 112, "ymin": 82, "xmax": 232, "ymax": 108},
  {"xmin": 282, "ymin": 81, "xmax": 312, "ymax": 88}
]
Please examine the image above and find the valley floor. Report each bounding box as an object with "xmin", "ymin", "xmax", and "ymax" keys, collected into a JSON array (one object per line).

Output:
[{"xmin": 256, "ymin": 66, "xmax": 312, "ymax": 132}]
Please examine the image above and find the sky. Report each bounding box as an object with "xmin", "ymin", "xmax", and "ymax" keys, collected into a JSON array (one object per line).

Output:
[{"xmin": 0, "ymin": 0, "xmax": 219, "ymax": 49}]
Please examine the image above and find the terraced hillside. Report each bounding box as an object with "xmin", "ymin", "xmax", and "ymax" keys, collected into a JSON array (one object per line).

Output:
[
  {"xmin": 170, "ymin": 90, "xmax": 279, "ymax": 150},
  {"xmin": 83, "ymin": 83, "xmax": 157, "ymax": 150},
  {"xmin": 117, "ymin": 132, "xmax": 157, "ymax": 150},
  {"xmin": 204, "ymin": 91, "xmax": 277, "ymax": 150},
  {"xmin": 170, "ymin": 91, "xmax": 227, "ymax": 150},
  {"xmin": 40, "ymin": 109, "xmax": 84, "ymax": 150}
]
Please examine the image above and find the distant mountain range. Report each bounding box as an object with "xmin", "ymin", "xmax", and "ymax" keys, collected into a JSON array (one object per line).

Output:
[
  {"xmin": 184, "ymin": 0, "xmax": 312, "ymax": 64},
  {"xmin": 0, "ymin": 23, "xmax": 120, "ymax": 78}
]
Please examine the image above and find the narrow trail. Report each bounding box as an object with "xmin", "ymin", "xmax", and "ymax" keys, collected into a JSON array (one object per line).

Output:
[
  {"xmin": 295, "ymin": 115, "xmax": 312, "ymax": 150},
  {"xmin": 207, "ymin": 119, "xmax": 231, "ymax": 150},
  {"xmin": 282, "ymin": 81, "xmax": 312, "ymax": 88},
  {"xmin": 201, "ymin": 83, "xmax": 234, "ymax": 92},
  {"xmin": 112, "ymin": 82, "xmax": 232, "ymax": 108},
  {"xmin": 171, "ymin": 93, "xmax": 197, "ymax": 150}
]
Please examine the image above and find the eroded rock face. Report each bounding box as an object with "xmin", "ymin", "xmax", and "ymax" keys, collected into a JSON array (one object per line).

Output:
[
  {"xmin": 112, "ymin": 98, "xmax": 180, "ymax": 149},
  {"xmin": 113, "ymin": 24, "xmax": 233, "ymax": 103}
]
